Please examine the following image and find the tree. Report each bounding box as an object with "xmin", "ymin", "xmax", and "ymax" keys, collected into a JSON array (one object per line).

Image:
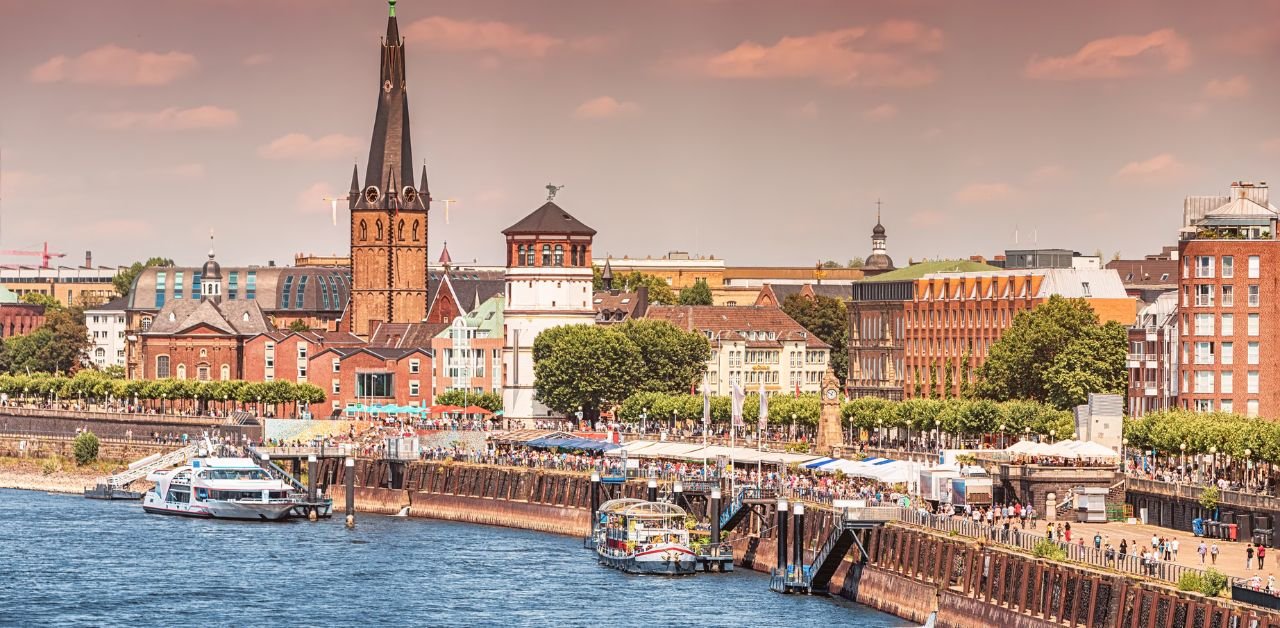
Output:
[
  {"xmin": 617, "ymin": 319, "xmax": 709, "ymax": 394},
  {"xmin": 287, "ymin": 319, "xmax": 311, "ymax": 332},
  {"xmin": 977, "ymin": 295, "xmax": 1125, "ymax": 409},
  {"xmin": 113, "ymin": 257, "xmax": 175, "ymax": 298},
  {"xmin": 73, "ymin": 431, "xmax": 99, "ymax": 465},
  {"xmin": 0, "ymin": 308, "xmax": 90, "ymax": 374},
  {"xmin": 19, "ymin": 292, "xmax": 62, "ymax": 310},
  {"xmin": 678, "ymin": 278, "xmax": 713, "ymax": 305},
  {"xmin": 533, "ymin": 325, "xmax": 643, "ymax": 421},
  {"xmin": 780, "ymin": 293, "xmax": 849, "ymax": 383},
  {"xmin": 434, "ymin": 389, "xmax": 503, "ymax": 412},
  {"xmin": 847, "ymin": 257, "xmax": 865, "ymax": 269},
  {"xmin": 820, "ymin": 260, "xmax": 842, "ymax": 269},
  {"xmin": 591, "ymin": 267, "xmax": 678, "ymax": 304}
]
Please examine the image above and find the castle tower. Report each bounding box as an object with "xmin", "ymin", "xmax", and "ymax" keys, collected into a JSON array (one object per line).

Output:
[
  {"xmin": 501, "ymin": 197, "xmax": 597, "ymax": 425},
  {"xmin": 349, "ymin": 0, "xmax": 430, "ymax": 337}
]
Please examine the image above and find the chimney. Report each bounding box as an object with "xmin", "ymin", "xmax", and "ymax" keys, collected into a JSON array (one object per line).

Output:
[{"xmin": 84, "ymin": 250, "xmax": 92, "ymax": 268}]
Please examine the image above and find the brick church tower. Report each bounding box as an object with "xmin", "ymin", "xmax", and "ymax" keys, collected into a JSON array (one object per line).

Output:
[{"xmin": 349, "ymin": 0, "xmax": 430, "ymax": 337}]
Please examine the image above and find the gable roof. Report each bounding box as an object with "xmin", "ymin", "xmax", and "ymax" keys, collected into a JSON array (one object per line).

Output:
[
  {"xmin": 502, "ymin": 202, "xmax": 596, "ymax": 236},
  {"xmin": 313, "ymin": 345, "xmax": 434, "ymax": 361},
  {"xmin": 644, "ymin": 305, "xmax": 830, "ymax": 349},
  {"xmin": 369, "ymin": 321, "xmax": 449, "ymax": 348},
  {"xmin": 145, "ymin": 299, "xmax": 271, "ymax": 336},
  {"xmin": 426, "ymin": 270, "xmax": 505, "ymax": 317}
]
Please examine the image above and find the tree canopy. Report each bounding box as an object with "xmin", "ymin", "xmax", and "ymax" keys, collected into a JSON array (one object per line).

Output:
[
  {"xmin": 113, "ymin": 257, "xmax": 175, "ymax": 298},
  {"xmin": 1126, "ymin": 409, "xmax": 1280, "ymax": 464},
  {"xmin": 0, "ymin": 307, "xmax": 90, "ymax": 374},
  {"xmin": 19, "ymin": 292, "xmax": 62, "ymax": 310},
  {"xmin": 781, "ymin": 293, "xmax": 848, "ymax": 383},
  {"xmin": 434, "ymin": 389, "xmax": 503, "ymax": 412},
  {"xmin": 533, "ymin": 324, "xmax": 643, "ymax": 420},
  {"xmin": 678, "ymin": 278, "xmax": 713, "ymax": 305},
  {"xmin": 592, "ymin": 266, "xmax": 677, "ymax": 304},
  {"xmin": 976, "ymin": 295, "xmax": 1127, "ymax": 409},
  {"xmin": 617, "ymin": 319, "xmax": 710, "ymax": 394}
]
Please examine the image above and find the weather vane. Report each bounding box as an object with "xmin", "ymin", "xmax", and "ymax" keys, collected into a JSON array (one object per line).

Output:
[{"xmin": 546, "ymin": 183, "xmax": 564, "ymax": 201}]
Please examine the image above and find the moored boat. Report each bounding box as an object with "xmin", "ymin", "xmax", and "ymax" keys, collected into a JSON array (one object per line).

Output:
[
  {"xmin": 594, "ymin": 499, "xmax": 697, "ymax": 575},
  {"xmin": 142, "ymin": 457, "xmax": 300, "ymax": 521}
]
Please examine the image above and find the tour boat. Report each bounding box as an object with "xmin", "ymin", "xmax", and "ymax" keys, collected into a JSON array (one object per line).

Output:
[
  {"xmin": 594, "ymin": 499, "xmax": 698, "ymax": 575},
  {"xmin": 142, "ymin": 457, "xmax": 300, "ymax": 521}
]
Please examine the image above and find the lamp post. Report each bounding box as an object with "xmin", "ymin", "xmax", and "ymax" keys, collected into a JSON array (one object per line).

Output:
[
  {"xmin": 1121, "ymin": 437, "xmax": 1129, "ymax": 473},
  {"xmin": 877, "ymin": 419, "xmax": 883, "ymax": 448},
  {"xmin": 1049, "ymin": 429, "xmax": 1055, "ymax": 444},
  {"xmin": 671, "ymin": 409, "xmax": 677, "ymax": 435},
  {"xmin": 906, "ymin": 419, "xmax": 913, "ymax": 452},
  {"xmin": 791, "ymin": 413, "xmax": 797, "ymax": 442},
  {"xmin": 999, "ymin": 424, "xmax": 1006, "ymax": 450},
  {"xmin": 1180, "ymin": 442, "xmax": 1187, "ymax": 474},
  {"xmin": 1245, "ymin": 448, "xmax": 1253, "ymax": 489},
  {"xmin": 641, "ymin": 408, "xmax": 648, "ymax": 435},
  {"xmin": 1210, "ymin": 445, "xmax": 1218, "ymax": 480}
]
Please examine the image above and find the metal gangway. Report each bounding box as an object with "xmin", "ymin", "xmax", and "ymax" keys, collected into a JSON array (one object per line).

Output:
[
  {"xmin": 104, "ymin": 443, "xmax": 200, "ymax": 491},
  {"xmin": 772, "ymin": 503, "xmax": 901, "ymax": 595}
]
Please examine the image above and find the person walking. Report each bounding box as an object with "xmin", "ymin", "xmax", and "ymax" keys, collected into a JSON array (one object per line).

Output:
[
  {"xmin": 1094, "ymin": 532, "xmax": 1103, "ymax": 550},
  {"xmin": 1260, "ymin": 544, "xmax": 1267, "ymax": 569},
  {"xmin": 1171, "ymin": 537, "xmax": 1179, "ymax": 561},
  {"xmin": 1248, "ymin": 544, "xmax": 1256, "ymax": 570},
  {"xmin": 1211, "ymin": 542, "xmax": 1220, "ymax": 565},
  {"xmin": 1198, "ymin": 540, "xmax": 1207, "ymax": 565}
]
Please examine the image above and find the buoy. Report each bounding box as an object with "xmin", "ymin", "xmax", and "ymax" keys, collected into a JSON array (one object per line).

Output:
[{"xmin": 345, "ymin": 514, "xmax": 356, "ymax": 529}]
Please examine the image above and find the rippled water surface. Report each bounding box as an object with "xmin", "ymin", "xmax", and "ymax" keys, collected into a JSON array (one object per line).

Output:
[{"xmin": 0, "ymin": 489, "xmax": 907, "ymax": 627}]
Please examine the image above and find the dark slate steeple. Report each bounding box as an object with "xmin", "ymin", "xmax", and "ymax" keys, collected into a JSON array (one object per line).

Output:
[
  {"xmin": 348, "ymin": 163, "xmax": 360, "ymax": 210},
  {"xmin": 356, "ymin": 0, "xmax": 426, "ymax": 212}
]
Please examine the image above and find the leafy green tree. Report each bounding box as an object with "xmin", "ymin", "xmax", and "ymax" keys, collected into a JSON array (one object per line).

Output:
[
  {"xmin": 617, "ymin": 319, "xmax": 709, "ymax": 394},
  {"xmin": 73, "ymin": 431, "xmax": 99, "ymax": 465},
  {"xmin": 847, "ymin": 257, "xmax": 865, "ymax": 269},
  {"xmin": 434, "ymin": 389, "xmax": 503, "ymax": 412},
  {"xmin": 287, "ymin": 319, "xmax": 311, "ymax": 332},
  {"xmin": 533, "ymin": 325, "xmax": 643, "ymax": 421},
  {"xmin": 678, "ymin": 278, "xmax": 714, "ymax": 306},
  {"xmin": 977, "ymin": 295, "xmax": 1126, "ymax": 409},
  {"xmin": 112, "ymin": 257, "xmax": 175, "ymax": 298},
  {"xmin": 942, "ymin": 359, "xmax": 954, "ymax": 399},
  {"xmin": 0, "ymin": 307, "xmax": 90, "ymax": 374},
  {"xmin": 780, "ymin": 293, "xmax": 849, "ymax": 383},
  {"xmin": 19, "ymin": 292, "xmax": 62, "ymax": 310},
  {"xmin": 101, "ymin": 365, "xmax": 126, "ymax": 379},
  {"xmin": 820, "ymin": 260, "xmax": 842, "ymax": 269},
  {"xmin": 592, "ymin": 267, "xmax": 678, "ymax": 304}
]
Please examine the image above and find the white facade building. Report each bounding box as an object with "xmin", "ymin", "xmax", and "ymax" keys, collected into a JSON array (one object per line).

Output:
[
  {"xmin": 85, "ymin": 296, "xmax": 128, "ymax": 368},
  {"xmin": 501, "ymin": 201, "xmax": 598, "ymax": 424}
]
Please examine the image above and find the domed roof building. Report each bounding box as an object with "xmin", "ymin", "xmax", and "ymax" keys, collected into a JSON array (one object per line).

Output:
[{"xmin": 863, "ymin": 210, "xmax": 895, "ymax": 273}]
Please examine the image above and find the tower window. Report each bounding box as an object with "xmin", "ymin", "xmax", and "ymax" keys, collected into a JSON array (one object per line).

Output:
[
  {"xmin": 517, "ymin": 245, "xmax": 526, "ymax": 266},
  {"xmin": 525, "ymin": 246, "xmax": 535, "ymax": 266},
  {"xmin": 554, "ymin": 245, "xmax": 564, "ymax": 267},
  {"xmin": 359, "ymin": 220, "xmax": 368, "ymax": 242},
  {"xmin": 542, "ymin": 245, "xmax": 551, "ymax": 266},
  {"xmin": 398, "ymin": 219, "xmax": 405, "ymax": 241},
  {"xmin": 375, "ymin": 220, "xmax": 383, "ymax": 241},
  {"xmin": 412, "ymin": 219, "xmax": 420, "ymax": 242}
]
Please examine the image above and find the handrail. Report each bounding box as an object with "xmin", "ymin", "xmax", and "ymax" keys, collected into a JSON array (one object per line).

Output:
[
  {"xmin": 0, "ymin": 405, "xmax": 240, "ymax": 426},
  {"xmin": 106, "ymin": 443, "xmax": 198, "ymax": 489}
]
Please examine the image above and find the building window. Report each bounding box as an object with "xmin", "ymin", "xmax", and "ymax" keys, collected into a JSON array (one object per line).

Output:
[
  {"xmin": 282, "ymin": 276, "xmax": 294, "ymax": 310},
  {"xmin": 412, "ymin": 219, "xmax": 420, "ymax": 242},
  {"xmin": 553, "ymin": 245, "xmax": 564, "ymax": 266},
  {"xmin": 1249, "ymin": 285, "xmax": 1260, "ymax": 307},
  {"xmin": 1194, "ymin": 399, "xmax": 1212, "ymax": 413},
  {"xmin": 517, "ymin": 245, "xmax": 526, "ymax": 266},
  {"xmin": 409, "ymin": 380, "xmax": 420, "ymax": 397},
  {"xmin": 1194, "ymin": 314, "xmax": 1213, "ymax": 336},
  {"xmin": 1194, "ymin": 285, "xmax": 1214, "ymax": 307},
  {"xmin": 332, "ymin": 380, "xmax": 340, "ymax": 394},
  {"xmin": 1222, "ymin": 285, "xmax": 1234, "ymax": 307},
  {"xmin": 1194, "ymin": 370, "xmax": 1214, "ymax": 393},
  {"xmin": 1222, "ymin": 313, "xmax": 1234, "ymax": 336},
  {"xmin": 332, "ymin": 358, "xmax": 341, "ymax": 373},
  {"xmin": 1221, "ymin": 371, "xmax": 1233, "ymax": 394},
  {"xmin": 228, "ymin": 271, "xmax": 239, "ymax": 299},
  {"xmin": 541, "ymin": 244, "xmax": 552, "ymax": 266},
  {"xmin": 1249, "ymin": 255, "xmax": 1261, "ymax": 278},
  {"xmin": 356, "ymin": 372, "xmax": 394, "ymax": 398},
  {"xmin": 1194, "ymin": 341, "xmax": 1213, "ymax": 364},
  {"xmin": 375, "ymin": 220, "xmax": 383, "ymax": 241},
  {"xmin": 141, "ymin": 316, "xmax": 153, "ymax": 331},
  {"xmin": 197, "ymin": 365, "xmax": 210, "ymax": 381},
  {"xmin": 409, "ymin": 359, "xmax": 420, "ymax": 374},
  {"xmin": 1222, "ymin": 342, "xmax": 1234, "ymax": 365},
  {"xmin": 246, "ymin": 271, "xmax": 257, "ymax": 300},
  {"xmin": 295, "ymin": 275, "xmax": 308, "ymax": 309},
  {"xmin": 155, "ymin": 272, "xmax": 167, "ymax": 308},
  {"xmin": 1223, "ymin": 256, "xmax": 1234, "ymax": 278},
  {"xmin": 265, "ymin": 342, "xmax": 275, "ymax": 369},
  {"xmin": 1248, "ymin": 341, "xmax": 1260, "ymax": 365},
  {"xmin": 1249, "ymin": 313, "xmax": 1260, "ymax": 336},
  {"xmin": 525, "ymin": 247, "xmax": 535, "ymax": 266},
  {"xmin": 297, "ymin": 343, "xmax": 308, "ymax": 379},
  {"xmin": 359, "ymin": 220, "xmax": 368, "ymax": 241},
  {"xmin": 1248, "ymin": 370, "xmax": 1260, "ymax": 394},
  {"xmin": 1221, "ymin": 400, "xmax": 1233, "ymax": 413},
  {"xmin": 1248, "ymin": 399, "xmax": 1260, "ymax": 417},
  {"xmin": 193, "ymin": 272, "xmax": 202, "ymax": 297},
  {"xmin": 398, "ymin": 219, "xmax": 405, "ymax": 242},
  {"xmin": 173, "ymin": 272, "xmax": 184, "ymax": 299},
  {"xmin": 1195, "ymin": 256, "xmax": 1214, "ymax": 278},
  {"xmin": 156, "ymin": 355, "xmax": 170, "ymax": 378}
]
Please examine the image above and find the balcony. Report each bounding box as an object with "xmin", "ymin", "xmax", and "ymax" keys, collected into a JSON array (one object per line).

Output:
[{"xmin": 1126, "ymin": 353, "xmax": 1157, "ymax": 362}]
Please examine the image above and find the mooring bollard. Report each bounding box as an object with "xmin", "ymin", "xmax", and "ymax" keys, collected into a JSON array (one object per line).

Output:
[
  {"xmin": 345, "ymin": 457, "xmax": 356, "ymax": 528},
  {"xmin": 307, "ymin": 454, "xmax": 318, "ymax": 502},
  {"xmin": 673, "ymin": 480, "xmax": 683, "ymax": 509},
  {"xmin": 710, "ymin": 486, "xmax": 722, "ymax": 548},
  {"xmin": 776, "ymin": 499, "xmax": 789, "ymax": 579},
  {"xmin": 647, "ymin": 477, "xmax": 657, "ymax": 502},
  {"xmin": 793, "ymin": 502, "xmax": 805, "ymax": 576},
  {"xmin": 590, "ymin": 470, "xmax": 601, "ymax": 518}
]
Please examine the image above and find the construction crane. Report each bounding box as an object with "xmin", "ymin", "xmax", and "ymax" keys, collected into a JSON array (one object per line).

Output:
[
  {"xmin": 0, "ymin": 241, "xmax": 66, "ymax": 269},
  {"xmin": 321, "ymin": 195, "xmax": 352, "ymax": 226}
]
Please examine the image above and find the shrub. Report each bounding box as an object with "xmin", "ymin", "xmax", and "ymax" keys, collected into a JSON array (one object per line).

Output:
[
  {"xmin": 1178, "ymin": 572, "xmax": 1202, "ymax": 593},
  {"xmin": 72, "ymin": 431, "xmax": 100, "ymax": 466},
  {"xmin": 1199, "ymin": 486, "xmax": 1220, "ymax": 512},
  {"xmin": 1032, "ymin": 539, "xmax": 1067, "ymax": 561},
  {"xmin": 1178, "ymin": 569, "xmax": 1228, "ymax": 597},
  {"xmin": 40, "ymin": 456, "xmax": 61, "ymax": 475}
]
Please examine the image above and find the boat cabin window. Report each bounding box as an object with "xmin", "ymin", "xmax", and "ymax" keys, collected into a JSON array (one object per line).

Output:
[
  {"xmin": 165, "ymin": 488, "xmax": 191, "ymax": 503},
  {"xmin": 199, "ymin": 468, "xmax": 269, "ymax": 481}
]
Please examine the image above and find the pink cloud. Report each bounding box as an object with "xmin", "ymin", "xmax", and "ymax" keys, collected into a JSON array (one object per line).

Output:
[
  {"xmin": 404, "ymin": 17, "xmax": 563, "ymax": 58},
  {"xmin": 1203, "ymin": 75, "xmax": 1251, "ymax": 100},
  {"xmin": 30, "ymin": 44, "xmax": 198, "ymax": 86},
  {"xmin": 573, "ymin": 96, "xmax": 641, "ymax": 119},
  {"xmin": 258, "ymin": 133, "xmax": 363, "ymax": 160},
  {"xmin": 78, "ymin": 106, "xmax": 239, "ymax": 131},
  {"xmin": 1114, "ymin": 153, "xmax": 1189, "ymax": 182},
  {"xmin": 863, "ymin": 103, "xmax": 897, "ymax": 121},
  {"xmin": 1025, "ymin": 29, "xmax": 1190, "ymax": 80},
  {"xmin": 697, "ymin": 20, "xmax": 944, "ymax": 87},
  {"xmin": 953, "ymin": 182, "xmax": 1016, "ymax": 204}
]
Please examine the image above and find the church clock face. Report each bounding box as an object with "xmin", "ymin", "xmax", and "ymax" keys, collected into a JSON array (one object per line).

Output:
[{"xmin": 825, "ymin": 388, "xmax": 838, "ymax": 400}]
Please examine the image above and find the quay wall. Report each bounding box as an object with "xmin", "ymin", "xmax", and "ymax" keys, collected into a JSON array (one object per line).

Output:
[
  {"xmin": 0, "ymin": 408, "xmax": 260, "ymax": 442},
  {"xmin": 0, "ymin": 434, "xmax": 175, "ymax": 461},
  {"xmin": 1127, "ymin": 478, "xmax": 1278, "ymax": 542},
  {"xmin": 333, "ymin": 460, "xmax": 1280, "ymax": 628}
]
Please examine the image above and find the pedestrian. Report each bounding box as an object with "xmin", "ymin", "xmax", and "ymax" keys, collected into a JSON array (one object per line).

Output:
[
  {"xmin": 1094, "ymin": 532, "xmax": 1103, "ymax": 550},
  {"xmin": 1151, "ymin": 534, "xmax": 1159, "ymax": 550},
  {"xmin": 1198, "ymin": 540, "xmax": 1207, "ymax": 565},
  {"xmin": 1248, "ymin": 544, "xmax": 1256, "ymax": 570},
  {"xmin": 1119, "ymin": 539, "xmax": 1128, "ymax": 561},
  {"xmin": 1260, "ymin": 544, "xmax": 1267, "ymax": 569},
  {"xmin": 1171, "ymin": 537, "xmax": 1179, "ymax": 561},
  {"xmin": 1211, "ymin": 542, "xmax": 1220, "ymax": 565},
  {"xmin": 1065, "ymin": 521, "xmax": 1072, "ymax": 542}
]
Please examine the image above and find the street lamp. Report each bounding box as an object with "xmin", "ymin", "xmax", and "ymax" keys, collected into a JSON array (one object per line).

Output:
[
  {"xmin": 999, "ymin": 424, "xmax": 1007, "ymax": 450},
  {"xmin": 1121, "ymin": 437, "xmax": 1129, "ymax": 473},
  {"xmin": 1210, "ymin": 445, "xmax": 1218, "ymax": 479},
  {"xmin": 1245, "ymin": 448, "xmax": 1253, "ymax": 489},
  {"xmin": 906, "ymin": 419, "xmax": 913, "ymax": 452},
  {"xmin": 1180, "ymin": 442, "xmax": 1186, "ymax": 473},
  {"xmin": 1048, "ymin": 429, "xmax": 1055, "ymax": 444},
  {"xmin": 877, "ymin": 418, "xmax": 884, "ymax": 447},
  {"xmin": 641, "ymin": 407, "xmax": 648, "ymax": 435},
  {"xmin": 791, "ymin": 413, "xmax": 797, "ymax": 441}
]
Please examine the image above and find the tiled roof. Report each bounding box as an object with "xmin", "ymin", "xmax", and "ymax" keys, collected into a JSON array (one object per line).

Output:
[
  {"xmin": 315, "ymin": 346, "xmax": 433, "ymax": 361},
  {"xmin": 644, "ymin": 305, "xmax": 830, "ymax": 349},
  {"xmin": 369, "ymin": 321, "xmax": 449, "ymax": 348},
  {"xmin": 1104, "ymin": 259, "xmax": 1178, "ymax": 288},
  {"xmin": 86, "ymin": 296, "xmax": 128, "ymax": 312},
  {"xmin": 860, "ymin": 260, "xmax": 1000, "ymax": 282},
  {"xmin": 426, "ymin": 270, "xmax": 505, "ymax": 314},
  {"xmin": 593, "ymin": 290, "xmax": 646, "ymax": 323},
  {"xmin": 145, "ymin": 299, "xmax": 271, "ymax": 336},
  {"xmin": 502, "ymin": 202, "xmax": 596, "ymax": 236}
]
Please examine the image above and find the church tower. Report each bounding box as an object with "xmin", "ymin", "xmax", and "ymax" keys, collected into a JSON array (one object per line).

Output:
[
  {"xmin": 349, "ymin": 0, "xmax": 430, "ymax": 337},
  {"xmin": 863, "ymin": 204, "xmax": 895, "ymax": 272}
]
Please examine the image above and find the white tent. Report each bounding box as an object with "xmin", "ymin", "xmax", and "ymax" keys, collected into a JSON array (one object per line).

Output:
[
  {"xmin": 1072, "ymin": 441, "xmax": 1120, "ymax": 460},
  {"xmin": 1006, "ymin": 440, "xmax": 1039, "ymax": 454}
]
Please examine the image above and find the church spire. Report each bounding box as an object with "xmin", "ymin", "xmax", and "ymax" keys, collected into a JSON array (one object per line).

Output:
[
  {"xmin": 420, "ymin": 161, "xmax": 431, "ymax": 202},
  {"xmin": 356, "ymin": 0, "xmax": 424, "ymax": 211}
]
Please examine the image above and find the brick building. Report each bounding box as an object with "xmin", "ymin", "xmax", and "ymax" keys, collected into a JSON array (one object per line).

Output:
[
  {"xmin": 1176, "ymin": 181, "xmax": 1279, "ymax": 417},
  {"xmin": 242, "ymin": 330, "xmax": 366, "ymax": 383},
  {"xmin": 308, "ymin": 346, "xmax": 434, "ymax": 416},
  {"xmin": 1106, "ymin": 246, "xmax": 1179, "ymax": 304},
  {"xmin": 901, "ymin": 268, "xmax": 1134, "ymax": 398},
  {"xmin": 1127, "ymin": 292, "xmax": 1178, "ymax": 417}
]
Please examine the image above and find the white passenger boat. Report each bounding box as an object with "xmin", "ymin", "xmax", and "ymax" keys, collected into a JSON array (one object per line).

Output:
[
  {"xmin": 142, "ymin": 457, "xmax": 299, "ymax": 521},
  {"xmin": 594, "ymin": 499, "xmax": 698, "ymax": 575}
]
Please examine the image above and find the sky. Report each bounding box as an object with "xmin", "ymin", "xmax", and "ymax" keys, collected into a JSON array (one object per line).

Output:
[{"xmin": 1, "ymin": 0, "xmax": 1279, "ymax": 269}]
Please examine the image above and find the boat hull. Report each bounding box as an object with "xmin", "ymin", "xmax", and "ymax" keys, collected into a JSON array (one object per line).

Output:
[
  {"xmin": 142, "ymin": 495, "xmax": 296, "ymax": 521},
  {"xmin": 596, "ymin": 544, "xmax": 698, "ymax": 575}
]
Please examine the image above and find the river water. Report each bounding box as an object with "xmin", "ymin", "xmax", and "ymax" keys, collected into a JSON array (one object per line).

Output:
[{"xmin": 0, "ymin": 489, "xmax": 907, "ymax": 627}]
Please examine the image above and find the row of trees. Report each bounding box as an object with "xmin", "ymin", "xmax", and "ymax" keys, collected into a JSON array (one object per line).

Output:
[
  {"xmin": 1125, "ymin": 409, "xmax": 1280, "ymax": 464},
  {"xmin": 433, "ymin": 390, "xmax": 503, "ymax": 413},
  {"xmin": 0, "ymin": 371, "xmax": 325, "ymax": 416},
  {"xmin": 613, "ymin": 390, "xmax": 1076, "ymax": 440},
  {"xmin": 533, "ymin": 320, "xmax": 710, "ymax": 421}
]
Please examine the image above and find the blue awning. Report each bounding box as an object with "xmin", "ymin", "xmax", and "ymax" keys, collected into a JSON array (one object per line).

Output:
[{"xmin": 804, "ymin": 457, "xmax": 839, "ymax": 469}]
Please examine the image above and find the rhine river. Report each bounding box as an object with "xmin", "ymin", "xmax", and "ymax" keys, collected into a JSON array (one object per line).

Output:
[{"xmin": 0, "ymin": 489, "xmax": 905, "ymax": 627}]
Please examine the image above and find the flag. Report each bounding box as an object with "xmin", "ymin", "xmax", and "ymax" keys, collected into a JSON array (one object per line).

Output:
[
  {"xmin": 701, "ymin": 375, "xmax": 711, "ymax": 427},
  {"xmin": 730, "ymin": 378, "xmax": 745, "ymax": 427},
  {"xmin": 758, "ymin": 379, "xmax": 768, "ymax": 434}
]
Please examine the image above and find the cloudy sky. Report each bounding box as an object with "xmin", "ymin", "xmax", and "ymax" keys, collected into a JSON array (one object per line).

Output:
[{"xmin": 1, "ymin": 0, "xmax": 1278, "ymax": 269}]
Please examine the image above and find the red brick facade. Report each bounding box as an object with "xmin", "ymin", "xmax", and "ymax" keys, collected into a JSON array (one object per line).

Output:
[
  {"xmin": 138, "ymin": 326, "xmax": 244, "ymax": 381},
  {"xmin": 0, "ymin": 303, "xmax": 45, "ymax": 338},
  {"xmin": 308, "ymin": 347, "xmax": 434, "ymax": 414},
  {"xmin": 243, "ymin": 331, "xmax": 366, "ymax": 384},
  {"xmin": 1177, "ymin": 240, "xmax": 1280, "ymax": 417}
]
